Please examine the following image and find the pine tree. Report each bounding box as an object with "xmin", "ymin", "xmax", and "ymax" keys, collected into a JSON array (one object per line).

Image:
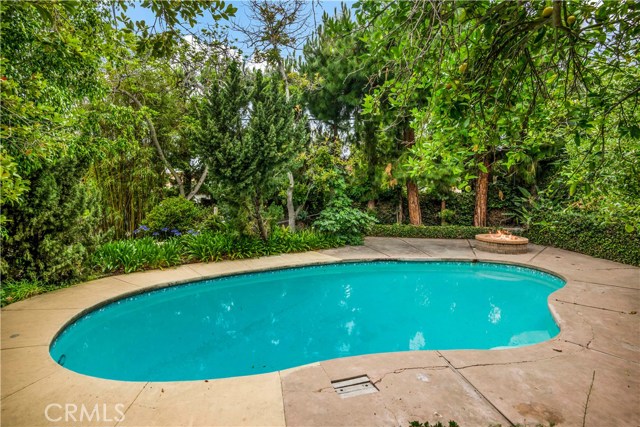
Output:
[
  {"xmin": 199, "ymin": 63, "xmax": 299, "ymax": 240},
  {"xmin": 301, "ymin": 6, "xmax": 384, "ymax": 209}
]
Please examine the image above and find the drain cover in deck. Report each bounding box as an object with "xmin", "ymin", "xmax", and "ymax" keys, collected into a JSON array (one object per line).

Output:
[{"xmin": 331, "ymin": 375, "xmax": 378, "ymax": 398}]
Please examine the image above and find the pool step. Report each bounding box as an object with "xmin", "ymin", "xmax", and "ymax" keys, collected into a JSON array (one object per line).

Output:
[{"xmin": 331, "ymin": 375, "xmax": 378, "ymax": 398}]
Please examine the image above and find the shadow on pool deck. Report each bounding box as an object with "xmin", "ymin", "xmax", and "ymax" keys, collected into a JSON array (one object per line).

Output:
[{"xmin": 1, "ymin": 237, "xmax": 638, "ymax": 426}]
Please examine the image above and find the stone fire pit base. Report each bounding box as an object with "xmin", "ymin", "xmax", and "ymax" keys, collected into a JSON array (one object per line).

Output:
[{"xmin": 475, "ymin": 233, "xmax": 529, "ymax": 254}]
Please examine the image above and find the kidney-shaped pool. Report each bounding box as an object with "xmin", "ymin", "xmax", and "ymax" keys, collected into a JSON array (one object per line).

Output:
[{"xmin": 50, "ymin": 261, "xmax": 565, "ymax": 381}]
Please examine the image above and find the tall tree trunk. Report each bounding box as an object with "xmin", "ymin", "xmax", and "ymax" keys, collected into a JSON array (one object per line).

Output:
[
  {"xmin": 440, "ymin": 199, "xmax": 446, "ymax": 225},
  {"xmin": 474, "ymin": 158, "xmax": 491, "ymax": 227},
  {"xmin": 404, "ymin": 127, "xmax": 421, "ymax": 225},
  {"xmin": 407, "ymin": 181, "xmax": 422, "ymax": 225},
  {"xmin": 253, "ymin": 194, "xmax": 268, "ymax": 241},
  {"xmin": 286, "ymin": 171, "xmax": 296, "ymax": 232}
]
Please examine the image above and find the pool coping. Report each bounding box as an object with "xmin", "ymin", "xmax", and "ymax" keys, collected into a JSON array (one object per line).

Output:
[{"xmin": 1, "ymin": 237, "xmax": 639, "ymax": 426}]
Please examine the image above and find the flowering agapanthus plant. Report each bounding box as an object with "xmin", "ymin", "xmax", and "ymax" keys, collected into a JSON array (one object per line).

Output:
[{"xmin": 133, "ymin": 225, "xmax": 150, "ymax": 235}]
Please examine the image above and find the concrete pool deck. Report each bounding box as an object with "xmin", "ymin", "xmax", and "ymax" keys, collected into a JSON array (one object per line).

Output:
[{"xmin": 1, "ymin": 237, "xmax": 638, "ymax": 426}]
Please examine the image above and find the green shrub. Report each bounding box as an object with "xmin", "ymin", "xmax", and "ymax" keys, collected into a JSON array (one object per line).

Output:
[
  {"xmin": 93, "ymin": 229, "xmax": 343, "ymax": 274},
  {"xmin": 92, "ymin": 239, "xmax": 146, "ymax": 273},
  {"xmin": 525, "ymin": 210, "xmax": 640, "ymax": 266},
  {"xmin": 267, "ymin": 227, "xmax": 342, "ymax": 253},
  {"xmin": 314, "ymin": 198, "xmax": 377, "ymax": 245},
  {"xmin": 235, "ymin": 234, "xmax": 270, "ymax": 258},
  {"xmin": 199, "ymin": 211, "xmax": 228, "ymax": 233},
  {"xmin": 143, "ymin": 197, "xmax": 204, "ymax": 233},
  {"xmin": 0, "ymin": 279, "xmax": 60, "ymax": 307},
  {"xmin": 92, "ymin": 237, "xmax": 186, "ymax": 274},
  {"xmin": 265, "ymin": 203, "xmax": 285, "ymax": 231},
  {"xmin": 182, "ymin": 231, "xmax": 229, "ymax": 262},
  {"xmin": 2, "ymin": 156, "xmax": 99, "ymax": 284},
  {"xmin": 369, "ymin": 224, "xmax": 494, "ymax": 239}
]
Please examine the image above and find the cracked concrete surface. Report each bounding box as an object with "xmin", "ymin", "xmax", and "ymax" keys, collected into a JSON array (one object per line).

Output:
[{"xmin": 1, "ymin": 238, "xmax": 639, "ymax": 426}]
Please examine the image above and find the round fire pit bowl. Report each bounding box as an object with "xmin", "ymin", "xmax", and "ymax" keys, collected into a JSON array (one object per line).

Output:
[{"xmin": 475, "ymin": 233, "xmax": 529, "ymax": 254}]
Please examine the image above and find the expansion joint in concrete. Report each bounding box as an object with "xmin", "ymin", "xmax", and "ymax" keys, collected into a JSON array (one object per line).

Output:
[
  {"xmin": 362, "ymin": 244, "xmax": 392, "ymax": 258},
  {"xmin": 436, "ymin": 351, "xmax": 515, "ymax": 427},
  {"xmin": 527, "ymin": 246, "xmax": 548, "ymax": 263},
  {"xmin": 554, "ymin": 299, "xmax": 634, "ymax": 314},
  {"xmin": 115, "ymin": 382, "xmax": 149, "ymax": 427},
  {"xmin": 465, "ymin": 239, "xmax": 478, "ymax": 258},
  {"xmin": 397, "ymin": 238, "xmax": 433, "ymax": 256},
  {"xmin": 573, "ymin": 279, "xmax": 640, "ymax": 291},
  {"xmin": 0, "ymin": 370, "xmax": 57, "ymax": 401}
]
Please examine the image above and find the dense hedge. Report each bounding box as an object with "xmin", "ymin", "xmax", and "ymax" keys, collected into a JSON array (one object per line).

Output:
[
  {"xmin": 369, "ymin": 224, "xmax": 494, "ymax": 239},
  {"xmin": 525, "ymin": 212, "xmax": 640, "ymax": 266}
]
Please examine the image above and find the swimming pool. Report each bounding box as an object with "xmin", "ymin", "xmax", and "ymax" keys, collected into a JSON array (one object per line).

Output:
[{"xmin": 50, "ymin": 261, "xmax": 564, "ymax": 381}]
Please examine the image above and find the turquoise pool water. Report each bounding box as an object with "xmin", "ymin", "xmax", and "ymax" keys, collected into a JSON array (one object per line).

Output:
[{"xmin": 50, "ymin": 261, "xmax": 564, "ymax": 381}]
